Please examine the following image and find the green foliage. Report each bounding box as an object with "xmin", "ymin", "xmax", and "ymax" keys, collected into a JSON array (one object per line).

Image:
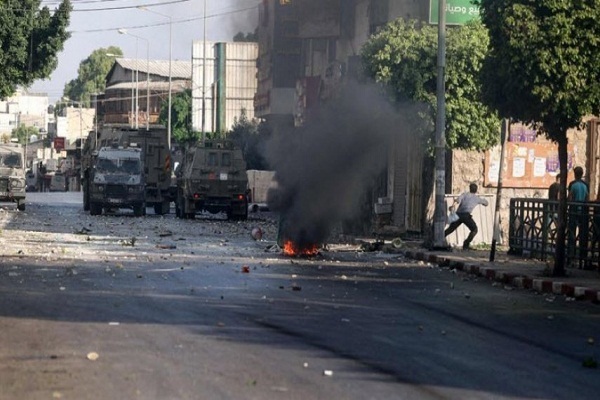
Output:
[
  {"xmin": 361, "ymin": 19, "xmax": 500, "ymax": 151},
  {"xmin": 12, "ymin": 125, "xmax": 39, "ymax": 145},
  {"xmin": 0, "ymin": 1, "xmax": 72, "ymax": 98},
  {"xmin": 478, "ymin": 0, "xmax": 600, "ymax": 136},
  {"xmin": 63, "ymin": 46, "xmax": 123, "ymax": 106},
  {"xmin": 477, "ymin": 0, "xmax": 600, "ymax": 276},
  {"xmin": 158, "ymin": 89, "xmax": 201, "ymax": 145},
  {"xmin": 228, "ymin": 109, "xmax": 270, "ymax": 170},
  {"xmin": 233, "ymin": 29, "xmax": 258, "ymax": 42}
]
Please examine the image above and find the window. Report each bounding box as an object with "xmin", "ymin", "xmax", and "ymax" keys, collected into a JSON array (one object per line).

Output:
[
  {"xmin": 222, "ymin": 152, "xmax": 231, "ymax": 167},
  {"xmin": 208, "ymin": 152, "xmax": 218, "ymax": 166}
]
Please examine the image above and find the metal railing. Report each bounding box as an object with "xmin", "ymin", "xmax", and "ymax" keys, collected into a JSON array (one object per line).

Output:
[{"xmin": 509, "ymin": 198, "xmax": 600, "ymax": 269}]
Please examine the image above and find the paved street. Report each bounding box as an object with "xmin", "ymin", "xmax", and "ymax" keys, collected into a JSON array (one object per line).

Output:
[{"xmin": 0, "ymin": 193, "xmax": 598, "ymax": 400}]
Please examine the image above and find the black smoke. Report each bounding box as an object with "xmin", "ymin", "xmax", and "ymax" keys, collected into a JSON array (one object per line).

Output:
[{"xmin": 266, "ymin": 83, "xmax": 413, "ymax": 247}]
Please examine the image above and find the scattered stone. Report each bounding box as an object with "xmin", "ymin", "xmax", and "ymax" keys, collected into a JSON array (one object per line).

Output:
[
  {"xmin": 156, "ymin": 244, "xmax": 176, "ymax": 250},
  {"xmin": 86, "ymin": 352, "xmax": 99, "ymax": 361},
  {"xmin": 251, "ymin": 227, "xmax": 263, "ymax": 241}
]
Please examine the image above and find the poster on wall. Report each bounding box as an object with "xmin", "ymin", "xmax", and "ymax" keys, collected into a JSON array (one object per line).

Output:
[{"xmin": 485, "ymin": 140, "xmax": 576, "ymax": 188}]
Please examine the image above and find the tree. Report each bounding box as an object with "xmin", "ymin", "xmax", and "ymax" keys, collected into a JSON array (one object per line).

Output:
[
  {"xmin": 158, "ymin": 89, "xmax": 201, "ymax": 145},
  {"xmin": 0, "ymin": 1, "xmax": 72, "ymax": 98},
  {"xmin": 12, "ymin": 125, "xmax": 39, "ymax": 145},
  {"xmin": 228, "ymin": 109, "xmax": 270, "ymax": 170},
  {"xmin": 63, "ymin": 46, "xmax": 123, "ymax": 106},
  {"xmin": 233, "ymin": 29, "xmax": 258, "ymax": 42},
  {"xmin": 478, "ymin": 0, "xmax": 600, "ymax": 276},
  {"xmin": 361, "ymin": 19, "xmax": 499, "ymax": 151}
]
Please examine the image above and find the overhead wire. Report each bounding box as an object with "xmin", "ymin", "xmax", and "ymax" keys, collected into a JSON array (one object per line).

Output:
[
  {"xmin": 71, "ymin": 5, "xmax": 259, "ymax": 34},
  {"xmin": 40, "ymin": 0, "xmax": 189, "ymax": 8}
]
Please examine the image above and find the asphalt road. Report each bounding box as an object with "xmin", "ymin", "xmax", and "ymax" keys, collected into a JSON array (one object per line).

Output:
[{"xmin": 0, "ymin": 193, "xmax": 598, "ymax": 400}]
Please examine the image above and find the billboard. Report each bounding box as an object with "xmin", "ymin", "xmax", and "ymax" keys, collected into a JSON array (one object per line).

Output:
[
  {"xmin": 53, "ymin": 137, "xmax": 65, "ymax": 151},
  {"xmin": 429, "ymin": 0, "xmax": 481, "ymax": 25}
]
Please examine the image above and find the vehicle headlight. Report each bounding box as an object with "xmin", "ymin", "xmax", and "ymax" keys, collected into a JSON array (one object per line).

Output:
[
  {"xmin": 128, "ymin": 186, "xmax": 143, "ymax": 193},
  {"xmin": 95, "ymin": 184, "xmax": 105, "ymax": 192},
  {"xmin": 10, "ymin": 179, "xmax": 25, "ymax": 189}
]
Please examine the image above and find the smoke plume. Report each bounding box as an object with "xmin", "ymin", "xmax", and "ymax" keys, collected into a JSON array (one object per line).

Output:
[{"xmin": 266, "ymin": 82, "xmax": 415, "ymax": 246}]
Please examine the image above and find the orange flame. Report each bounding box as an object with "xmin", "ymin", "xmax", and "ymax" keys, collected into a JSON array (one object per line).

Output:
[{"xmin": 283, "ymin": 240, "xmax": 320, "ymax": 257}]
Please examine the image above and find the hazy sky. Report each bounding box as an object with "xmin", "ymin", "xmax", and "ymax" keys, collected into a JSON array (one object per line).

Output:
[{"xmin": 32, "ymin": 0, "xmax": 261, "ymax": 101}]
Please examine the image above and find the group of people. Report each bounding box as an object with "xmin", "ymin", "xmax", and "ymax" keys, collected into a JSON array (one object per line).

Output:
[
  {"xmin": 444, "ymin": 166, "xmax": 590, "ymax": 251},
  {"xmin": 548, "ymin": 166, "xmax": 589, "ymax": 202}
]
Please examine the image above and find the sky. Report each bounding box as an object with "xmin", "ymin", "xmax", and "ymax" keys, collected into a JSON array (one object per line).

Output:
[{"xmin": 32, "ymin": 0, "xmax": 261, "ymax": 101}]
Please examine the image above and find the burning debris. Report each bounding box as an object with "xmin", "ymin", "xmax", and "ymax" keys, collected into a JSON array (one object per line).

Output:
[
  {"xmin": 282, "ymin": 240, "xmax": 321, "ymax": 257},
  {"xmin": 266, "ymin": 83, "xmax": 417, "ymax": 249}
]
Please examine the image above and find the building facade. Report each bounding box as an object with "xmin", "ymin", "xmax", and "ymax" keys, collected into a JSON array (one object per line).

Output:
[
  {"xmin": 191, "ymin": 41, "xmax": 258, "ymax": 134},
  {"xmin": 254, "ymin": 0, "xmax": 430, "ymax": 235},
  {"xmin": 0, "ymin": 89, "xmax": 49, "ymax": 137},
  {"xmin": 101, "ymin": 58, "xmax": 191, "ymax": 127}
]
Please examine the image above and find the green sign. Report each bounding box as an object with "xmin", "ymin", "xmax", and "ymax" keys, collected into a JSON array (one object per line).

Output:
[{"xmin": 429, "ymin": 0, "xmax": 481, "ymax": 25}]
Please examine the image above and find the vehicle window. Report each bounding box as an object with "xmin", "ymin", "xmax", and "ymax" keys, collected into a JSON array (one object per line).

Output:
[
  {"xmin": 208, "ymin": 152, "xmax": 218, "ymax": 166},
  {"xmin": 96, "ymin": 158, "xmax": 117, "ymax": 173},
  {"xmin": 222, "ymin": 152, "xmax": 231, "ymax": 167},
  {"xmin": 121, "ymin": 159, "xmax": 140, "ymax": 174},
  {"xmin": 2, "ymin": 153, "xmax": 22, "ymax": 168}
]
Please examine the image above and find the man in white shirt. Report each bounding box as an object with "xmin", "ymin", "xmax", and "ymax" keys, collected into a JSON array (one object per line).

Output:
[{"xmin": 445, "ymin": 183, "xmax": 489, "ymax": 250}]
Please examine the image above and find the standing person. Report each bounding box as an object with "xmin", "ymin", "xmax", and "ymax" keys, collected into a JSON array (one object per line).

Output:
[
  {"xmin": 445, "ymin": 183, "xmax": 489, "ymax": 250},
  {"xmin": 548, "ymin": 175, "xmax": 560, "ymax": 200},
  {"xmin": 547, "ymin": 175, "xmax": 560, "ymax": 228},
  {"xmin": 568, "ymin": 166, "xmax": 588, "ymax": 202},
  {"xmin": 567, "ymin": 166, "xmax": 589, "ymax": 266}
]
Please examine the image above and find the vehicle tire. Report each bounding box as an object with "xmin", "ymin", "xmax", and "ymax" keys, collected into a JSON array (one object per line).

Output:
[
  {"xmin": 154, "ymin": 201, "xmax": 170, "ymax": 215},
  {"xmin": 90, "ymin": 202, "xmax": 102, "ymax": 216},
  {"xmin": 176, "ymin": 191, "xmax": 184, "ymax": 219},
  {"xmin": 133, "ymin": 203, "xmax": 145, "ymax": 217},
  {"xmin": 17, "ymin": 200, "xmax": 25, "ymax": 212},
  {"xmin": 240, "ymin": 203, "xmax": 248, "ymax": 221},
  {"xmin": 83, "ymin": 183, "xmax": 90, "ymax": 211}
]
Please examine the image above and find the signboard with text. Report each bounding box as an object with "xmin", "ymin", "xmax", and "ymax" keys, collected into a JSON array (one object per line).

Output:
[
  {"xmin": 53, "ymin": 137, "xmax": 65, "ymax": 151},
  {"xmin": 429, "ymin": 0, "xmax": 481, "ymax": 25}
]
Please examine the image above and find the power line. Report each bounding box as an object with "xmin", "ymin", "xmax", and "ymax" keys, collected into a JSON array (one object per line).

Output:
[
  {"xmin": 40, "ymin": 0, "xmax": 189, "ymax": 9},
  {"xmin": 71, "ymin": 5, "xmax": 258, "ymax": 34},
  {"xmin": 73, "ymin": 0, "xmax": 191, "ymax": 12}
]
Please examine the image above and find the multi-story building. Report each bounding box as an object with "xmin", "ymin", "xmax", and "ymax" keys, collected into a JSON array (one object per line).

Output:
[
  {"xmin": 0, "ymin": 88, "xmax": 49, "ymax": 137},
  {"xmin": 255, "ymin": 0, "xmax": 431, "ymax": 234},
  {"xmin": 100, "ymin": 58, "xmax": 191, "ymax": 127},
  {"xmin": 254, "ymin": 0, "xmax": 301, "ymax": 130},
  {"xmin": 50, "ymin": 106, "xmax": 96, "ymax": 147},
  {"xmin": 191, "ymin": 41, "xmax": 258, "ymax": 134}
]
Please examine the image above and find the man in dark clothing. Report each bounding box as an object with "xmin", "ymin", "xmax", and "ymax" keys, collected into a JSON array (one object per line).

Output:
[
  {"xmin": 548, "ymin": 175, "xmax": 560, "ymax": 200},
  {"xmin": 547, "ymin": 175, "xmax": 560, "ymax": 228}
]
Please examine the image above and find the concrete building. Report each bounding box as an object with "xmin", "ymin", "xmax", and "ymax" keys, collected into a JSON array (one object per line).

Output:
[
  {"xmin": 0, "ymin": 89, "xmax": 49, "ymax": 137},
  {"xmin": 191, "ymin": 41, "xmax": 258, "ymax": 134},
  {"xmin": 255, "ymin": 0, "xmax": 430, "ymax": 235},
  {"xmin": 45, "ymin": 106, "xmax": 95, "ymax": 148}
]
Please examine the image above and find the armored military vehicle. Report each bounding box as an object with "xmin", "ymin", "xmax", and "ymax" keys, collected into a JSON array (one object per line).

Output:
[
  {"xmin": 82, "ymin": 125, "xmax": 173, "ymax": 214},
  {"xmin": 0, "ymin": 143, "xmax": 26, "ymax": 211},
  {"xmin": 86, "ymin": 146, "xmax": 145, "ymax": 216},
  {"xmin": 175, "ymin": 140, "xmax": 248, "ymax": 220}
]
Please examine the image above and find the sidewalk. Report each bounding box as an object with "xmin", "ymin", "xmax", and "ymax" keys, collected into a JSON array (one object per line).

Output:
[{"xmin": 401, "ymin": 245, "xmax": 600, "ymax": 304}]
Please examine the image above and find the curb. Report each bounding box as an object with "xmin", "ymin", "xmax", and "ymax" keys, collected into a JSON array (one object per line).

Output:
[{"xmin": 404, "ymin": 250, "xmax": 600, "ymax": 304}]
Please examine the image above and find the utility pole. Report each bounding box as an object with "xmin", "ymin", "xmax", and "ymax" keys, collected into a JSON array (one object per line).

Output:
[
  {"xmin": 201, "ymin": 0, "xmax": 207, "ymax": 143},
  {"xmin": 433, "ymin": 0, "xmax": 448, "ymax": 249},
  {"xmin": 490, "ymin": 119, "xmax": 509, "ymax": 261}
]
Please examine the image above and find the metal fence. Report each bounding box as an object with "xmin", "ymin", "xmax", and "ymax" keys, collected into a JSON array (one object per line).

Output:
[{"xmin": 509, "ymin": 198, "xmax": 600, "ymax": 269}]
